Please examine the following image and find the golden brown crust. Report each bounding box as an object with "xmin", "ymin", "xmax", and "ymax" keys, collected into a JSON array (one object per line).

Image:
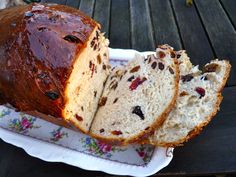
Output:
[
  {"xmin": 149, "ymin": 60, "xmax": 231, "ymax": 147},
  {"xmin": 0, "ymin": 4, "xmax": 98, "ymax": 120},
  {"xmin": 89, "ymin": 49, "xmax": 180, "ymax": 146}
]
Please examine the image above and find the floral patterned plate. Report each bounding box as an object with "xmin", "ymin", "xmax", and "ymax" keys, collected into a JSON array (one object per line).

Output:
[{"xmin": 0, "ymin": 48, "xmax": 173, "ymax": 177}]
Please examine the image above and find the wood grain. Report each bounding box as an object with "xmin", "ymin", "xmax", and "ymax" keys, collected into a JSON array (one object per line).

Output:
[
  {"xmin": 109, "ymin": 0, "xmax": 131, "ymax": 49},
  {"xmin": 195, "ymin": 0, "xmax": 236, "ymax": 86},
  {"xmin": 171, "ymin": 0, "xmax": 214, "ymax": 68},
  {"xmin": 130, "ymin": 0, "xmax": 155, "ymax": 51},
  {"xmin": 93, "ymin": 0, "xmax": 111, "ymax": 37},
  {"xmin": 149, "ymin": 0, "xmax": 182, "ymax": 50}
]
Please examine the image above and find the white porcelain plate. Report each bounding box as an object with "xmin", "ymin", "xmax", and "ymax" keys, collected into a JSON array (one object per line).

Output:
[{"xmin": 0, "ymin": 48, "xmax": 173, "ymax": 177}]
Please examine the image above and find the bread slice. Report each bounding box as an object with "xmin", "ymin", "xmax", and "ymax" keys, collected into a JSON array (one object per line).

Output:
[
  {"xmin": 62, "ymin": 29, "xmax": 110, "ymax": 133},
  {"xmin": 89, "ymin": 45, "xmax": 180, "ymax": 145},
  {"xmin": 148, "ymin": 50, "xmax": 231, "ymax": 147}
]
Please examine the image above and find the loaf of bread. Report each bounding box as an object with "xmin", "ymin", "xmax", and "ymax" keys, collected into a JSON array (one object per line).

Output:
[
  {"xmin": 147, "ymin": 50, "xmax": 231, "ymax": 147},
  {"xmin": 90, "ymin": 45, "xmax": 180, "ymax": 144},
  {"xmin": 0, "ymin": 3, "xmax": 110, "ymax": 133}
]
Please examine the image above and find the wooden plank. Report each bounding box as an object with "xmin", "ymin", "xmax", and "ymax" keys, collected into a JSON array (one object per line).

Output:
[
  {"xmin": 109, "ymin": 0, "xmax": 131, "ymax": 49},
  {"xmin": 195, "ymin": 0, "xmax": 236, "ymax": 86},
  {"xmin": 149, "ymin": 0, "xmax": 182, "ymax": 50},
  {"xmin": 79, "ymin": 0, "xmax": 95, "ymax": 17},
  {"xmin": 44, "ymin": 0, "xmax": 66, "ymax": 4},
  {"xmin": 66, "ymin": 0, "xmax": 80, "ymax": 9},
  {"xmin": 221, "ymin": 0, "xmax": 236, "ymax": 28},
  {"xmin": 159, "ymin": 86, "xmax": 236, "ymax": 175},
  {"xmin": 171, "ymin": 0, "xmax": 214, "ymax": 68},
  {"xmin": 93, "ymin": 0, "xmax": 111, "ymax": 38},
  {"xmin": 130, "ymin": 0, "xmax": 155, "ymax": 51}
]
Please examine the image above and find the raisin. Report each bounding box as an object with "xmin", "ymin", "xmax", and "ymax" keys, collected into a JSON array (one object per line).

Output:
[
  {"xmin": 113, "ymin": 98, "xmax": 118, "ymax": 104},
  {"xmin": 63, "ymin": 35, "xmax": 82, "ymax": 44},
  {"xmin": 75, "ymin": 114, "xmax": 83, "ymax": 121},
  {"xmin": 158, "ymin": 62, "xmax": 164, "ymax": 70},
  {"xmin": 203, "ymin": 63, "xmax": 219, "ymax": 73},
  {"xmin": 130, "ymin": 66, "xmax": 140, "ymax": 73},
  {"xmin": 93, "ymin": 44, "xmax": 97, "ymax": 50},
  {"xmin": 110, "ymin": 82, "xmax": 118, "ymax": 90},
  {"xmin": 38, "ymin": 27, "xmax": 47, "ymax": 32},
  {"xmin": 170, "ymin": 51, "xmax": 176, "ymax": 58},
  {"xmin": 97, "ymin": 55, "xmax": 102, "ymax": 64},
  {"xmin": 177, "ymin": 54, "xmax": 181, "ymax": 59},
  {"xmin": 90, "ymin": 38, "xmax": 96, "ymax": 47},
  {"xmin": 45, "ymin": 91, "xmax": 59, "ymax": 100},
  {"xmin": 100, "ymin": 128, "xmax": 105, "ymax": 133},
  {"xmin": 200, "ymin": 75, "xmax": 208, "ymax": 80},
  {"xmin": 94, "ymin": 91, "xmax": 97, "ymax": 97},
  {"xmin": 25, "ymin": 11, "xmax": 34, "ymax": 17},
  {"xmin": 81, "ymin": 106, "xmax": 84, "ymax": 111},
  {"xmin": 89, "ymin": 61, "xmax": 95, "ymax": 78},
  {"xmin": 148, "ymin": 56, "xmax": 152, "ymax": 64},
  {"xmin": 127, "ymin": 75, "xmax": 135, "ymax": 82},
  {"xmin": 144, "ymin": 58, "xmax": 148, "ymax": 62},
  {"xmin": 111, "ymin": 130, "xmax": 122, "ymax": 135},
  {"xmin": 169, "ymin": 67, "xmax": 174, "ymax": 74},
  {"xmin": 180, "ymin": 91, "xmax": 189, "ymax": 97},
  {"xmin": 181, "ymin": 74, "xmax": 193, "ymax": 82},
  {"xmin": 151, "ymin": 62, "xmax": 157, "ymax": 69},
  {"xmin": 132, "ymin": 106, "xmax": 145, "ymax": 120},
  {"xmin": 102, "ymin": 64, "xmax": 106, "ymax": 70},
  {"xmin": 129, "ymin": 77, "xmax": 147, "ymax": 91},
  {"xmin": 145, "ymin": 127, "xmax": 150, "ymax": 130},
  {"xmin": 103, "ymin": 53, "xmax": 107, "ymax": 57},
  {"xmin": 195, "ymin": 87, "xmax": 205, "ymax": 98},
  {"xmin": 158, "ymin": 51, "xmax": 166, "ymax": 58},
  {"xmin": 99, "ymin": 97, "xmax": 107, "ymax": 106}
]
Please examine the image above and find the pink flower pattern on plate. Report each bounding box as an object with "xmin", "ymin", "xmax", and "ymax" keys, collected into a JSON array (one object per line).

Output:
[
  {"xmin": 50, "ymin": 127, "xmax": 68, "ymax": 142},
  {"xmin": 9, "ymin": 115, "xmax": 40, "ymax": 134}
]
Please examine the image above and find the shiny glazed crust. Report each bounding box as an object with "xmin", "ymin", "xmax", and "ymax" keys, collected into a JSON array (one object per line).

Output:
[{"xmin": 0, "ymin": 4, "xmax": 99, "ymax": 119}]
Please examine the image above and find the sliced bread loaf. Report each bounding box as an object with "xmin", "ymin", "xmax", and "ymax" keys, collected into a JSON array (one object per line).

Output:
[
  {"xmin": 148, "ymin": 50, "xmax": 231, "ymax": 147},
  {"xmin": 89, "ymin": 45, "xmax": 180, "ymax": 144}
]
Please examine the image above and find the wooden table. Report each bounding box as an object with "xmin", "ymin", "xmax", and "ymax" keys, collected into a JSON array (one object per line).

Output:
[{"xmin": 0, "ymin": 0, "xmax": 236, "ymax": 176}]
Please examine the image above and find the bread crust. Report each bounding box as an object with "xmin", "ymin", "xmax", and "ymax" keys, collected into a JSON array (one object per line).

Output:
[
  {"xmin": 148, "ymin": 60, "xmax": 231, "ymax": 147},
  {"xmin": 0, "ymin": 4, "xmax": 98, "ymax": 124},
  {"xmin": 89, "ymin": 50, "xmax": 180, "ymax": 146}
]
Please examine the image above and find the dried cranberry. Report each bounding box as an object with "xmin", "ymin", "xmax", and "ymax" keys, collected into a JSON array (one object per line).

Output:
[
  {"xmin": 99, "ymin": 97, "xmax": 107, "ymax": 106},
  {"xmin": 75, "ymin": 114, "xmax": 83, "ymax": 121},
  {"xmin": 100, "ymin": 128, "xmax": 105, "ymax": 133},
  {"xmin": 151, "ymin": 62, "xmax": 157, "ymax": 69},
  {"xmin": 169, "ymin": 67, "xmax": 174, "ymax": 74},
  {"xmin": 129, "ymin": 77, "xmax": 147, "ymax": 91},
  {"xmin": 127, "ymin": 75, "xmax": 135, "ymax": 82},
  {"xmin": 111, "ymin": 130, "xmax": 122, "ymax": 135},
  {"xmin": 195, "ymin": 87, "xmax": 205, "ymax": 98},
  {"xmin": 63, "ymin": 35, "xmax": 82, "ymax": 44},
  {"xmin": 181, "ymin": 74, "xmax": 193, "ymax": 82},
  {"xmin": 158, "ymin": 51, "xmax": 166, "ymax": 58},
  {"xmin": 130, "ymin": 66, "xmax": 140, "ymax": 73},
  {"xmin": 132, "ymin": 106, "xmax": 145, "ymax": 120},
  {"xmin": 158, "ymin": 62, "xmax": 164, "ymax": 70}
]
